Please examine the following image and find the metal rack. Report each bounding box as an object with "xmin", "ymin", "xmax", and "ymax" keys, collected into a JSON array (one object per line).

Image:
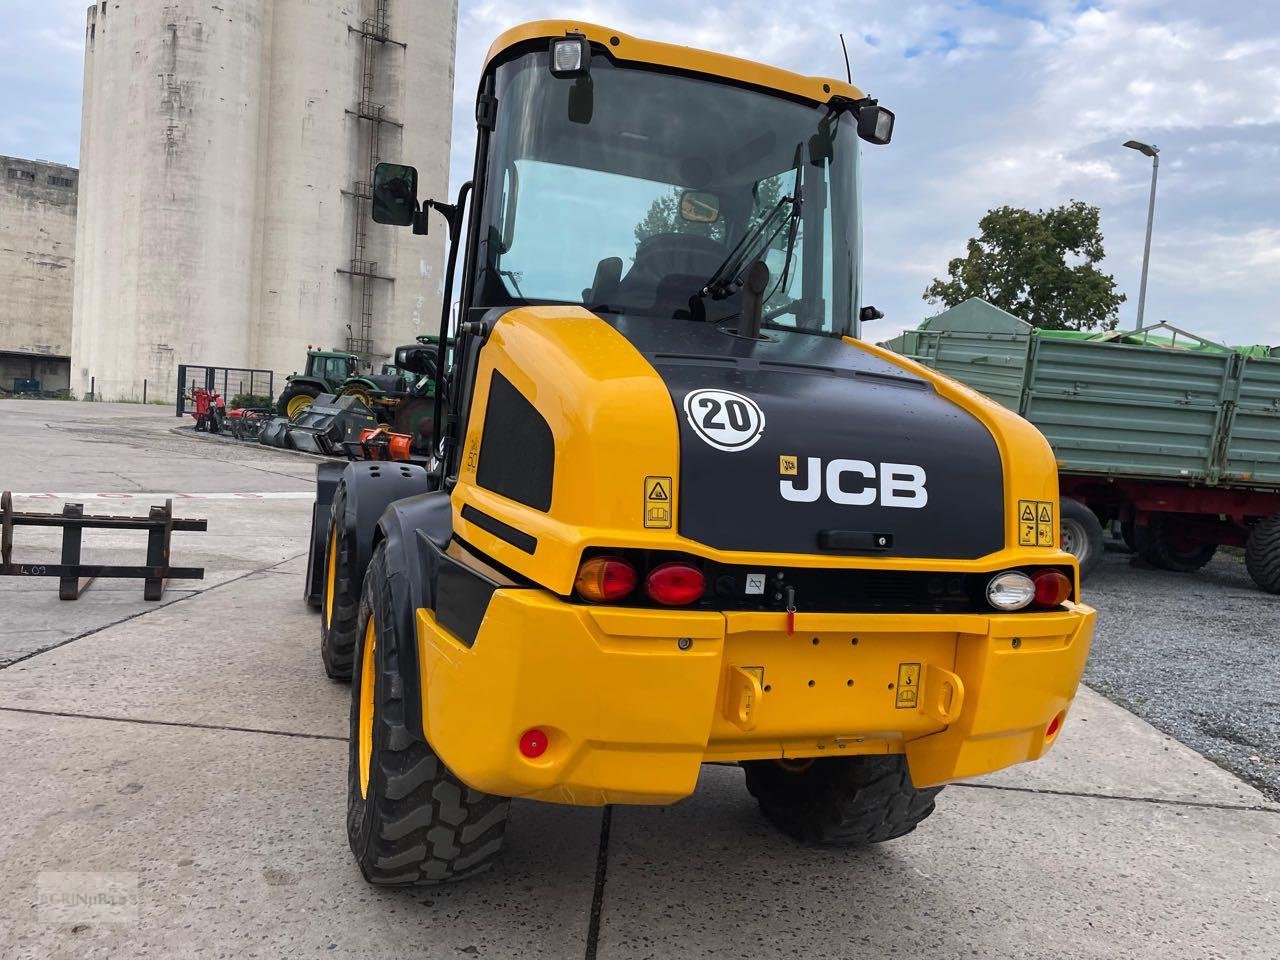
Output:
[{"xmin": 344, "ymin": 0, "xmax": 405, "ymax": 359}]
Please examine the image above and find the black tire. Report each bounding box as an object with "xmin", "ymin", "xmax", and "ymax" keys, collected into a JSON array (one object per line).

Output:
[
  {"xmin": 348, "ymin": 542, "xmax": 510, "ymax": 884},
  {"xmin": 1060, "ymin": 498, "xmax": 1105, "ymax": 580},
  {"xmin": 1245, "ymin": 513, "xmax": 1280, "ymax": 594},
  {"xmin": 742, "ymin": 755, "xmax": 941, "ymax": 845},
  {"xmin": 1119, "ymin": 520, "xmax": 1137, "ymax": 553},
  {"xmin": 277, "ymin": 382, "xmax": 320, "ymax": 419},
  {"xmin": 320, "ymin": 480, "xmax": 360, "ymax": 680},
  {"xmin": 1135, "ymin": 514, "xmax": 1218, "ymax": 573}
]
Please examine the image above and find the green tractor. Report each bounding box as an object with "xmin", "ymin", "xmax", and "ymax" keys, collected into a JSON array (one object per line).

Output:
[{"xmin": 276, "ymin": 339, "xmax": 450, "ymax": 449}]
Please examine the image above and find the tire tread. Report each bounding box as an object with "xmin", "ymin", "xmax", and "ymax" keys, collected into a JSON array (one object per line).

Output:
[
  {"xmin": 347, "ymin": 544, "xmax": 510, "ymax": 885},
  {"xmin": 743, "ymin": 755, "xmax": 941, "ymax": 846}
]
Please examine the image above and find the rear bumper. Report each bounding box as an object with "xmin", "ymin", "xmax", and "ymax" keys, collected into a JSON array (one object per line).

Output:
[{"xmin": 416, "ymin": 592, "xmax": 1095, "ymax": 805}]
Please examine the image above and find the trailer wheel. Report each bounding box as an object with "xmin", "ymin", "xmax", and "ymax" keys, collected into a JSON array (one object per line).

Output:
[
  {"xmin": 742, "ymin": 755, "xmax": 941, "ymax": 846},
  {"xmin": 1135, "ymin": 514, "xmax": 1218, "ymax": 573},
  {"xmin": 1245, "ymin": 514, "xmax": 1280, "ymax": 594},
  {"xmin": 1119, "ymin": 520, "xmax": 1137, "ymax": 553},
  {"xmin": 348, "ymin": 543, "xmax": 509, "ymax": 884},
  {"xmin": 320, "ymin": 480, "xmax": 360, "ymax": 680},
  {"xmin": 1059, "ymin": 499, "xmax": 1104, "ymax": 580}
]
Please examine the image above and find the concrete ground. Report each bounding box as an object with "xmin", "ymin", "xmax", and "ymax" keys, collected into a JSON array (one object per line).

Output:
[{"xmin": 0, "ymin": 399, "xmax": 1277, "ymax": 959}]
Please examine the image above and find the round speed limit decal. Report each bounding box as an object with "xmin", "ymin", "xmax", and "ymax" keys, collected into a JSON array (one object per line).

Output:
[{"xmin": 683, "ymin": 388, "xmax": 766, "ymax": 452}]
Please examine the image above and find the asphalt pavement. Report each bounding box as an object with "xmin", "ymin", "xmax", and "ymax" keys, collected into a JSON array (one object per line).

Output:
[{"xmin": 0, "ymin": 399, "xmax": 1276, "ymax": 960}]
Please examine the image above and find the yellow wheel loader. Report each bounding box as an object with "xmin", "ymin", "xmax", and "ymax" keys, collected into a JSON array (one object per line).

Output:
[{"xmin": 304, "ymin": 20, "xmax": 1096, "ymax": 885}]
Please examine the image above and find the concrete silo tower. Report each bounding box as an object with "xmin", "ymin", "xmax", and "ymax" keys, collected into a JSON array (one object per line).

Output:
[{"xmin": 72, "ymin": 0, "xmax": 457, "ymax": 402}]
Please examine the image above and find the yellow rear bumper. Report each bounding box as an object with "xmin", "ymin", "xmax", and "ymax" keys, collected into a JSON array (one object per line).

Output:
[{"xmin": 416, "ymin": 591, "xmax": 1095, "ymax": 805}]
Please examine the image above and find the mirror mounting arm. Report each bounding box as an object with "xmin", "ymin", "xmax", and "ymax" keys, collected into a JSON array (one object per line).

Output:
[{"xmin": 418, "ymin": 199, "xmax": 461, "ymax": 236}]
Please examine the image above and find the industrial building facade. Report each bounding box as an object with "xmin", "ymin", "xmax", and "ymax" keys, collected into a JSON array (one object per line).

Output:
[
  {"xmin": 0, "ymin": 157, "xmax": 78, "ymax": 394},
  {"xmin": 72, "ymin": 0, "xmax": 457, "ymax": 403}
]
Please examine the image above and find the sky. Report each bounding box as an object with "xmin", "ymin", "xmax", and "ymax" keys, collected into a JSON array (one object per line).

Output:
[{"xmin": 4, "ymin": 0, "xmax": 1279, "ymax": 346}]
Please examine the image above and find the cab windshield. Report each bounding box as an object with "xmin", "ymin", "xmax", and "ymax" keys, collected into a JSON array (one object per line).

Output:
[{"xmin": 472, "ymin": 50, "xmax": 861, "ymax": 337}]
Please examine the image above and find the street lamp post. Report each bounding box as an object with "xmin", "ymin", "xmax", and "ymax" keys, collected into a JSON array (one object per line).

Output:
[{"xmin": 1123, "ymin": 139, "xmax": 1160, "ymax": 330}]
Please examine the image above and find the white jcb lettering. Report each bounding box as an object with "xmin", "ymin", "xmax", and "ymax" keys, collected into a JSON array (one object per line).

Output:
[
  {"xmin": 778, "ymin": 457, "xmax": 928, "ymax": 509},
  {"xmin": 825, "ymin": 459, "xmax": 876, "ymax": 506},
  {"xmin": 780, "ymin": 457, "xmax": 822, "ymax": 502},
  {"xmin": 879, "ymin": 463, "xmax": 928, "ymax": 509}
]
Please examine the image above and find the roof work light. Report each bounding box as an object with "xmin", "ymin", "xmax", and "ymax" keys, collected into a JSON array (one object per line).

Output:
[{"xmin": 550, "ymin": 34, "xmax": 591, "ymax": 77}]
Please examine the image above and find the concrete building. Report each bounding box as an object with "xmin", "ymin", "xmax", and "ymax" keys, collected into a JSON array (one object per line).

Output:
[
  {"xmin": 0, "ymin": 157, "xmax": 78, "ymax": 394},
  {"xmin": 72, "ymin": 0, "xmax": 456, "ymax": 403}
]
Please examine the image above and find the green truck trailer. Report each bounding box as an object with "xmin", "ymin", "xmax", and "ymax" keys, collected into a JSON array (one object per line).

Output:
[{"xmin": 883, "ymin": 299, "xmax": 1280, "ymax": 592}]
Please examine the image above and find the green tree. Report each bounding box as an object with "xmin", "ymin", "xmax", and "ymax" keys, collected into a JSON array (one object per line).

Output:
[{"xmin": 923, "ymin": 201, "xmax": 1125, "ymax": 331}]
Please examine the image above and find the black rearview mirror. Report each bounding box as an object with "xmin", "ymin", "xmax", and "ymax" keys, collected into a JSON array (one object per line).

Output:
[
  {"xmin": 680, "ymin": 190, "xmax": 721, "ymax": 224},
  {"xmin": 372, "ymin": 162, "xmax": 418, "ymax": 226},
  {"xmin": 394, "ymin": 345, "xmax": 437, "ymax": 377}
]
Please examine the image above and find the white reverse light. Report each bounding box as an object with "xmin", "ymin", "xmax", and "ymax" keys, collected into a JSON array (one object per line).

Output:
[{"xmin": 986, "ymin": 570, "xmax": 1035, "ymax": 611}]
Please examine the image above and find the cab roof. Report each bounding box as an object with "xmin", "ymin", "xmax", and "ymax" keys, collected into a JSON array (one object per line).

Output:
[{"xmin": 484, "ymin": 20, "xmax": 865, "ymax": 105}]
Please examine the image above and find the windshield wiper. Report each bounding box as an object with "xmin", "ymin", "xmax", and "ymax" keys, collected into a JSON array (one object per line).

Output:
[{"xmin": 694, "ymin": 149, "xmax": 804, "ymax": 306}]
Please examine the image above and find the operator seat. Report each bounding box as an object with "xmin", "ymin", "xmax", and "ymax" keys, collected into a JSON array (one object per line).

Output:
[{"xmin": 613, "ymin": 232, "xmax": 728, "ymax": 317}]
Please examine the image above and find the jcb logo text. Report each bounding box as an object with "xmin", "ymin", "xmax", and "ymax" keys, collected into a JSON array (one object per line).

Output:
[{"xmin": 779, "ymin": 457, "xmax": 928, "ymax": 509}]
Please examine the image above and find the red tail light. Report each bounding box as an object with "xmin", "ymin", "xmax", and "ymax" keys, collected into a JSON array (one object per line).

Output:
[
  {"xmin": 645, "ymin": 562, "xmax": 706, "ymax": 606},
  {"xmin": 1032, "ymin": 569, "xmax": 1072, "ymax": 607},
  {"xmin": 575, "ymin": 556, "xmax": 637, "ymax": 603}
]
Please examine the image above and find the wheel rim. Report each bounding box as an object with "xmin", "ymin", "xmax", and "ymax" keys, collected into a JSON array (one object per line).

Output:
[
  {"xmin": 358, "ymin": 615, "xmax": 377, "ymax": 800},
  {"xmin": 1061, "ymin": 518, "xmax": 1088, "ymax": 564},
  {"xmin": 287, "ymin": 393, "xmax": 313, "ymax": 418},
  {"xmin": 342, "ymin": 386, "xmax": 374, "ymax": 410},
  {"xmin": 324, "ymin": 523, "xmax": 337, "ymax": 630}
]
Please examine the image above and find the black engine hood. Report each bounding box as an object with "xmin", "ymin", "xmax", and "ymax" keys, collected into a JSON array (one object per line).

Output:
[{"xmin": 603, "ymin": 316, "xmax": 1005, "ymax": 560}]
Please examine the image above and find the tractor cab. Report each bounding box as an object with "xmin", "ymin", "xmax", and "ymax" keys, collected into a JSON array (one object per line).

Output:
[{"xmin": 305, "ymin": 350, "xmax": 358, "ymax": 388}]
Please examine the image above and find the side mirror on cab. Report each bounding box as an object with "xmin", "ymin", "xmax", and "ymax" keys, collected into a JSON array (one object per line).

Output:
[{"xmin": 372, "ymin": 162, "xmax": 419, "ymax": 226}]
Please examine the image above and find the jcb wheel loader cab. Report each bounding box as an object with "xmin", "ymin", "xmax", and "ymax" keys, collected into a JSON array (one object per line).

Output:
[{"xmin": 340, "ymin": 20, "xmax": 1095, "ymax": 884}]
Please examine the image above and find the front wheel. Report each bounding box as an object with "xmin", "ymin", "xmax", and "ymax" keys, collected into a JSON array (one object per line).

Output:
[
  {"xmin": 319, "ymin": 480, "xmax": 360, "ymax": 680},
  {"xmin": 278, "ymin": 383, "xmax": 320, "ymax": 419},
  {"xmin": 347, "ymin": 542, "xmax": 510, "ymax": 885},
  {"xmin": 742, "ymin": 755, "xmax": 941, "ymax": 846}
]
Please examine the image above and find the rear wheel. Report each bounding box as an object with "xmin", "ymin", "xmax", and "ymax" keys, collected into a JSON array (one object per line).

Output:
[
  {"xmin": 1245, "ymin": 513, "xmax": 1280, "ymax": 594},
  {"xmin": 347, "ymin": 543, "xmax": 510, "ymax": 884},
  {"xmin": 278, "ymin": 383, "xmax": 320, "ymax": 419},
  {"xmin": 391, "ymin": 397, "xmax": 436, "ymax": 452},
  {"xmin": 1135, "ymin": 514, "xmax": 1218, "ymax": 572},
  {"xmin": 742, "ymin": 755, "xmax": 941, "ymax": 845},
  {"xmin": 320, "ymin": 481, "xmax": 360, "ymax": 680},
  {"xmin": 1059, "ymin": 498, "xmax": 1104, "ymax": 580}
]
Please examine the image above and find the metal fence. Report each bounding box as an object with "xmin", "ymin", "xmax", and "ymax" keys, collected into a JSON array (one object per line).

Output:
[{"xmin": 175, "ymin": 364, "xmax": 275, "ymax": 418}]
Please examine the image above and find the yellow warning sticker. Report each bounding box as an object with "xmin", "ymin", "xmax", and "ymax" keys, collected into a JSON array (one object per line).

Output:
[
  {"xmin": 779, "ymin": 455, "xmax": 798, "ymax": 476},
  {"xmin": 644, "ymin": 476, "xmax": 672, "ymax": 529},
  {"xmin": 1018, "ymin": 499, "xmax": 1055, "ymax": 547},
  {"xmin": 895, "ymin": 663, "xmax": 920, "ymax": 709}
]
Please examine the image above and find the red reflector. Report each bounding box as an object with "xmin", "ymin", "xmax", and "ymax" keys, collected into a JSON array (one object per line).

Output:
[
  {"xmin": 1032, "ymin": 569, "xmax": 1072, "ymax": 607},
  {"xmin": 519, "ymin": 728, "xmax": 548, "ymax": 759},
  {"xmin": 575, "ymin": 556, "xmax": 637, "ymax": 603},
  {"xmin": 1046, "ymin": 713, "xmax": 1064, "ymax": 738},
  {"xmin": 645, "ymin": 562, "xmax": 706, "ymax": 606}
]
